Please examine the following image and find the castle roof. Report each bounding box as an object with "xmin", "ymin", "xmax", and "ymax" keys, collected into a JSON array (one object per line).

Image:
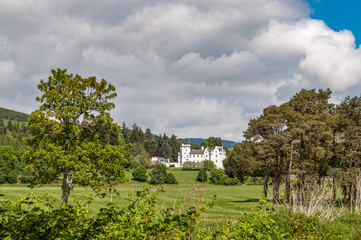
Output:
[{"xmin": 190, "ymin": 149, "xmax": 204, "ymax": 154}]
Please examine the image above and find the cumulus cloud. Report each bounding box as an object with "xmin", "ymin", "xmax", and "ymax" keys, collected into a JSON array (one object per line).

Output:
[
  {"xmin": 0, "ymin": 0, "xmax": 360, "ymax": 141},
  {"xmin": 253, "ymin": 19, "xmax": 361, "ymax": 92}
]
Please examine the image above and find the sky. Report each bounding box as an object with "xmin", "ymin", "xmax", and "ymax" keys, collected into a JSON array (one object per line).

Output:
[
  {"xmin": 307, "ymin": 0, "xmax": 361, "ymax": 46},
  {"xmin": 0, "ymin": 0, "xmax": 361, "ymax": 142}
]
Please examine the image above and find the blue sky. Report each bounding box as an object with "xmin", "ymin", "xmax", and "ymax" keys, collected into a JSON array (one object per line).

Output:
[{"xmin": 307, "ymin": 0, "xmax": 360, "ymax": 46}]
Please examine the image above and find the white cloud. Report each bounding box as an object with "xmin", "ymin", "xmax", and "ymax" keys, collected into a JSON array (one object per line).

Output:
[
  {"xmin": 0, "ymin": 0, "xmax": 360, "ymax": 141},
  {"xmin": 253, "ymin": 19, "xmax": 361, "ymax": 91}
]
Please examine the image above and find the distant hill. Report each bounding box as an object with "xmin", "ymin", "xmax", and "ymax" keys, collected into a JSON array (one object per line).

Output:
[
  {"xmin": 0, "ymin": 107, "xmax": 29, "ymax": 122},
  {"xmin": 182, "ymin": 138, "xmax": 238, "ymax": 149}
]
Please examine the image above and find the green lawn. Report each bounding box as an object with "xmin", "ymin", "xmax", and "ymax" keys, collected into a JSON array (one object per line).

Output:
[{"xmin": 0, "ymin": 170, "xmax": 264, "ymax": 224}]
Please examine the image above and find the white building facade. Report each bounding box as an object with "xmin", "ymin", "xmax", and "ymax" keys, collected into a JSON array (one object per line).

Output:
[{"xmin": 177, "ymin": 144, "xmax": 226, "ymax": 169}]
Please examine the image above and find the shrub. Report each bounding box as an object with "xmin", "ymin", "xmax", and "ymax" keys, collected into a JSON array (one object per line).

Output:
[
  {"xmin": 6, "ymin": 170, "xmax": 18, "ymax": 183},
  {"xmin": 149, "ymin": 163, "xmax": 168, "ymax": 184},
  {"xmin": 223, "ymin": 176, "xmax": 239, "ymax": 186},
  {"xmin": 244, "ymin": 177, "xmax": 264, "ymax": 185},
  {"xmin": 166, "ymin": 173, "xmax": 177, "ymax": 184},
  {"xmin": 196, "ymin": 168, "xmax": 208, "ymax": 182},
  {"xmin": 210, "ymin": 169, "xmax": 224, "ymax": 183},
  {"xmin": 202, "ymin": 160, "xmax": 215, "ymax": 171},
  {"xmin": 132, "ymin": 166, "xmax": 148, "ymax": 182},
  {"xmin": 182, "ymin": 161, "xmax": 203, "ymax": 170}
]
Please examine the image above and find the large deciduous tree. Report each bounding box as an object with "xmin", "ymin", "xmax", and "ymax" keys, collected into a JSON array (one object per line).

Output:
[{"xmin": 23, "ymin": 69, "xmax": 129, "ymax": 206}]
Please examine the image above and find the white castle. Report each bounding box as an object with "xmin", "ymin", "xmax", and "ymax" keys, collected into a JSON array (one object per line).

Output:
[{"xmin": 177, "ymin": 144, "xmax": 226, "ymax": 169}]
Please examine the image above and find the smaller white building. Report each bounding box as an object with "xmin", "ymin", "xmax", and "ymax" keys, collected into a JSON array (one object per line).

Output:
[
  {"xmin": 151, "ymin": 156, "xmax": 170, "ymax": 166},
  {"xmin": 177, "ymin": 144, "xmax": 226, "ymax": 169}
]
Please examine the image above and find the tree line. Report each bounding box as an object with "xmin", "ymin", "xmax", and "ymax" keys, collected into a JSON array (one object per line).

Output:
[
  {"xmin": 0, "ymin": 118, "xmax": 28, "ymax": 184},
  {"xmin": 120, "ymin": 123, "xmax": 183, "ymax": 168},
  {"xmin": 0, "ymin": 107, "xmax": 28, "ymax": 122},
  {"xmin": 225, "ymin": 89, "xmax": 361, "ymax": 204}
]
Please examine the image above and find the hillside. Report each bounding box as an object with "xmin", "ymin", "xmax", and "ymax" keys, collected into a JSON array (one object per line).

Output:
[
  {"xmin": 0, "ymin": 107, "xmax": 28, "ymax": 122},
  {"xmin": 182, "ymin": 138, "xmax": 238, "ymax": 149},
  {"xmin": 0, "ymin": 108, "xmax": 239, "ymax": 149}
]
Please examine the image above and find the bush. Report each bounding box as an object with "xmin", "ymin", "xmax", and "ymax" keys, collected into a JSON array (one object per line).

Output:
[
  {"xmin": 182, "ymin": 161, "xmax": 203, "ymax": 170},
  {"xmin": 223, "ymin": 176, "xmax": 239, "ymax": 186},
  {"xmin": 149, "ymin": 163, "xmax": 168, "ymax": 184},
  {"xmin": 18, "ymin": 172, "xmax": 33, "ymax": 184},
  {"xmin": 202, "ymin": 160, "xmax": 215, "ymax": 171},
  {"xmin": 196, "ymin": 168, "xmax": 208, "ymax": 182},
  {"xmin": 244, "ymin": 176, "xmax": 263, "ymax": 185},
  {"xmin": 132, "ymin": 166, "xmax": 148, "ymax": 182},
  {"xmin": 210, "ymin": 169, "xmax": 224, "ymax": 183},
  {"xmin": 6, "ymin": 170, "xmax": 18, "ymax": 183},
  {"xmin": 166, "ymin": 173, "xmax": 177, "ymax": 184}
]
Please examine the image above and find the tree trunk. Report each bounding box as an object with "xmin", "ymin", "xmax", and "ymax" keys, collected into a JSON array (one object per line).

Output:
[
  {"xmin": 263, "ymin": 158, "xmax": 270, "ymax": 198},
  {"xmin": 263, "ymin": 175, "xmax": 269, "ymax": 198},
  {"xmin": 61, "ymin": 171, "xmax": 73, "ymax": 206},
  {"xmin": 272, "ymin": 176, "xmax": 280, "ymax": 204},
  {"xmin": 285, "ymin": 141, "xmax": 293, "ymax": 203},
  {"xmin": 332, "ymin": 175, "xmax": 337, "ymax": 202},
  {"xmin": 273, "ymin": 156, "xmax": 281, "ymax": 204}
]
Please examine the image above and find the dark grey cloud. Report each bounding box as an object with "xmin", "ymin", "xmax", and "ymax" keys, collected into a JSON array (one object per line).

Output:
[{"xmin": 0, "ymin": 0, "xmax": 360, "ymax": 141}]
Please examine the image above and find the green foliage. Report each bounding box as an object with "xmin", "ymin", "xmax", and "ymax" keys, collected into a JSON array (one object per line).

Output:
[
  {"xmin": 121, "ymin": 123, "xmax": 181, "ymax": 162},
  {"xmin": 223, "ymin": 176, "xmax": 239, "ymax": 185},
  {"xmin": 224, "ymin": 141, "xmax": 260, "ymax": 182},
  {"xmin": 0, "ymin": 146, "xmax": 22, "ymax": 183},
  {"xmin": 149, "ymin": 163, "xmax": 168, "ymax": 184},
  {"xmin": 0, "ymin": 187, "xmax": 213, "ymax": 239},
  {"xmin": 182, "ymin": 161, "xmax": 203, "ymax": 170},
  {"xmin": 196, "ymin": 168, "xmax": 208, "ymax": 182},
  {"xmin": 165, "ymin": 172, "xmax": 177, "ymax": 184},
  {"xmin": 244, "ymin": 176, "xmax": 264, "ymax": 185},
  {"xmin": 23, "ymin": 69, "xmax": 129, "ymax": 205},
  {"xmin": 210, "ymin": 168, "xmax": 224, "ymax": 184},
  {"xmin": 132, "ymin": 166, "xmax": 148, "ymax": 182},
  {"xmin": 200, "ymin": 136, "xmax": 223, "ymax": 149},
  {"xmin": 0, "ymin": 107, "xmax": 28, "ymax": 122},
  {"xmin": 202, "ymin": 160, "xmax": 215, "ymax": 171},
  {"xmin": 129, "ymin": 142, "xmax": 151, "ymax": 168}
]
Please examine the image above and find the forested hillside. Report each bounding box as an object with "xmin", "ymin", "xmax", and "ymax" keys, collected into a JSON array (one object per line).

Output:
[
  {"xmin": 0, "ymin": 106, "xmax": 228, "ymax": 184},
  {"xmin": 0, "ymin": 107, "xmax": 28, "ymax": 122}
]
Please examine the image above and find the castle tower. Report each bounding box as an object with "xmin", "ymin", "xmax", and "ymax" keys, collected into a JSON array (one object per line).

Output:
[{"xmin": 178, "ymin": 144, "xmax": 191, "ymax": 165}]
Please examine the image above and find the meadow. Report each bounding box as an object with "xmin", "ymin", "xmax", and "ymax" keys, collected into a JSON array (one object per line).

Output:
[
  {"xmin": 2, "ymin": 169, "xmax": 361, "ymax": 239},
  {"xmin": 0, "ymin": 170, "xmax": 263, "ymax": 224}
]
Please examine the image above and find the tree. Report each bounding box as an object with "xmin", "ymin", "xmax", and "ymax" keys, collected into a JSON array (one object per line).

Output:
[
  {"xmin": 210, "ymin": 169, "xmax": 224, "ymax": 184},
  {"xmin": 202, "ymin": 160, "xmax": 215, "ymax": 171},
  {"xmin": 152, "ymin": 149, "xmax": 163, "ymax": 157},
  {"xmin": 132, "ymin": 166, "xmax": 148, "ymax": 182},
  {"xmin": 149, "ymin": 163, "xmax": 168, "ymax": 184},
  {"xmin": 284, "ymin": 89, "xmax": 336, "ymax": 202},
  {"xmin": 335, "ymin": 96, "xmax": 361, "ymax": 204},
  {"xmin": 196, "ymin": 168, "xmax": 208, "ymax": 182},
  {"xmin": 224, "ymin": 141, "xmax": 261, "ymax": 183},
  {"xmin": 23, "ymin": 69, "xmax": 129, "ymax": 206},
  {"xmin": 0, "ymin": 146, "xmax": 21, "ymax": 183},
  {"xmin": 244, "ymin": 105, "xmax": 288, "ymax": 202},
  {"xmin": 166, "ymin": 172, "xmax": 177, "ymax": 184},
  {"xmin": 201, "ymin": 137, "xmax": 224, "ymax": 149},
  {"xmin": 129, "ymin": 142, "xmax": 151, "ymax": 168}
]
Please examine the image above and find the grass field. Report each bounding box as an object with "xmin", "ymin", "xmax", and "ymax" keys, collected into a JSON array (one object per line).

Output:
[{"xmin": 0, "ymin": 170, "xmax": 264, "ymax": 224}]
